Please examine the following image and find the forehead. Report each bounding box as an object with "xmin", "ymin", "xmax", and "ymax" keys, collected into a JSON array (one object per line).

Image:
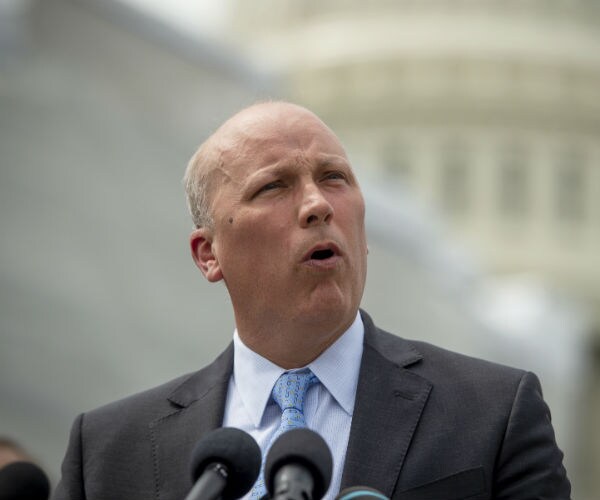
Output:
[{"xmin": 216, "ymin": 105, "xmax": 348, "ymax": 175}]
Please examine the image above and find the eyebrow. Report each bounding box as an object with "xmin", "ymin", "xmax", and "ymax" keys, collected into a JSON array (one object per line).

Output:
[
  {"xmin": 314, "ymin": 153, "xmax": 351, "ymax": 168},
  {"xmin": 240, "ymin": 148, "xmax": 351, "ymax": 192},
  {"xmin": 245, "ymin": 155, "xmax": 350, "ymax": 183}
]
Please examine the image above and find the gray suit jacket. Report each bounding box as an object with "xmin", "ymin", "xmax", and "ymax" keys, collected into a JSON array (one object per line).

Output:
[{"xmin": 52, "ymin": 311, "xmax": 570, "ymax": 499}]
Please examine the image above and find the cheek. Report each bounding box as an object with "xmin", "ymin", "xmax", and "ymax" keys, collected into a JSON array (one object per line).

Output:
[
  {"xmin": 338, "ymin": 203, "xmax": 366, "ymax": 235},
  {"xmin": 226, "ymin": 214, "xmax": 292, "ymax": 262}
]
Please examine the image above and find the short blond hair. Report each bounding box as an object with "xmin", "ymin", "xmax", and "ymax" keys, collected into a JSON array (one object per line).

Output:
[{"xmin": 183, "ymin": 135, "xmax": 221, "ymax": 229}]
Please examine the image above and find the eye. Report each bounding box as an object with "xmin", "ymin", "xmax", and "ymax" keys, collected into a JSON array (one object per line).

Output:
[
  {"xmin": 322, "ymin": 171, "xmax": 347, "ymax": 182},
  {"xmin": 255, "ymin": 180, "xmax": 284, "ymax": 197}
]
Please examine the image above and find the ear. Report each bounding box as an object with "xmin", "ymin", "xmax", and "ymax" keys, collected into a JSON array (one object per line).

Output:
[{"xmin": 190, "ymin": 228, "xmax": 223, "ymax": 282}]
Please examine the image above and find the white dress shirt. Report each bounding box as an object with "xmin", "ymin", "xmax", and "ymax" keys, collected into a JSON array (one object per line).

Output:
[{"xmin": 222, "ymin": 312, "xmax": 365, "ymax": 500}]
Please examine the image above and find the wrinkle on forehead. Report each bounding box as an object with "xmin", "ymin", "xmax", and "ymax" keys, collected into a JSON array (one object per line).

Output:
[
  {"xmin": 222, "ymin": 107, "xmax": 345, "ymax": 163},
  {"xmin": 206, "ymin": 101, "xmax": 351, "ymax": 200},
  {"xmin": 212, "ymin": 134, "xmax": 250, "ymax": 187}
]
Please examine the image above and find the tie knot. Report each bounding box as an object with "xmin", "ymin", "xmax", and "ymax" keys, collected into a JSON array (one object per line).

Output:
[{"xmin": 272, "ymin": 370, "xmax": 317, "ymax": 413}]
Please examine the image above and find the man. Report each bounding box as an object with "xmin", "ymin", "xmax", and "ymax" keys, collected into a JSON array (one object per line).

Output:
[{"xmin": 52, "ymin": 102, "xmax": 570, "ymax": 499}]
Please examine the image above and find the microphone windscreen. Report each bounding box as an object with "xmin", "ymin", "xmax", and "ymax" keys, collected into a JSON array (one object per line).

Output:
[
  {"xmin": 0, "ymin": 461, "xmax": 50, "ymax": 500},
  {"xmin": 264, "ymin": 428, "xmax": 333, "ymax": 500},
  {"xmin": 336, "ymin": 486, "xmax": 389, "ymax": 500},
  {"xmin": 189, "ymin": 427, "xmax": 261, "ymax": 500}
]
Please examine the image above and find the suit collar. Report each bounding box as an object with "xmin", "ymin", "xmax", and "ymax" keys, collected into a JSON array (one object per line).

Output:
[
  {"xmin": 341, "ymin": 310, "xmax": 432, "ymax": 497},
  {"xmin": 359, "ymin": 310, "xmax": 423, "ymax": 368},
  {"xmin": 167, "ymin": 343, "xmax": 234, "ymax": 408},
  {"xmin": 150, "ymin": 343, "xmax": 234, "ymax": 500}
]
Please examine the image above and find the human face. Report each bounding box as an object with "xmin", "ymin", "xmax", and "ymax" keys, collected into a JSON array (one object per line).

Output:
[{"xmin": 192, "ymin": 104, "xmax": 368, "ymax": 351}]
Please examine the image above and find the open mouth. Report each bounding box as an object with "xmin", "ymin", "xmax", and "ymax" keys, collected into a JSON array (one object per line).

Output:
[
  {"xmin": 311, "ymin": 249, "xmax": 335, "ymax": 260},
  {"xmin": 303, "ymin": 243, "xmax": 341, "ymax": 264}
]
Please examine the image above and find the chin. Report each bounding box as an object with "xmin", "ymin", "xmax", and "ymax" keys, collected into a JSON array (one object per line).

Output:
[{"xmin": 300, "ymin": 295, "xmax": 352, "ymax": 325}]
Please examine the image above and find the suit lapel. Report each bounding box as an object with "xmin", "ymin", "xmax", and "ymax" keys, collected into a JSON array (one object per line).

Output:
[
  {"xmin": 149, "ymin": 344, "xmax": 234, "ymax": 500},
  {"xmin": 341, "ymin": 312, "xmax": 432, "ymax": 497},
  {"xmin": 145, "ymin": 314, "xmax": 432, "ymax": 499}
]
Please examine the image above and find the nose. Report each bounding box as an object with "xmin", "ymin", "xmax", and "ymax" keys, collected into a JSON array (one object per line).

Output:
[{"xmin": 298, "ymin": 183, "xmax": 333, "ymax": 227}]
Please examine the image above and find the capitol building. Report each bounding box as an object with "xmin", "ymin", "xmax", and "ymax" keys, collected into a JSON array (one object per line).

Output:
[
  {"xmin": 231, "ymin": 0, "xmax": 600, "ymax": 495},
  {"xmin": 233, "ymin": 0, "xmax": 600, "ymax": 329}
]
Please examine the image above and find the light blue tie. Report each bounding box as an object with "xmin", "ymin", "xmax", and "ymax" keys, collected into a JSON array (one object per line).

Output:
[{"xmin": 251, "ymin": 370, "xmax": 318, "ymax": 499}]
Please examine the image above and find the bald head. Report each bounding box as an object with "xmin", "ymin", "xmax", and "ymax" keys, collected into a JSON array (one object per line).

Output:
[{"xmin": 184, "ymin": 102, "xmax": 347, "ymax": 229}]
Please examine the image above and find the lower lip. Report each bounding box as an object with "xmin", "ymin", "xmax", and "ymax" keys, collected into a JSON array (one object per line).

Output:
[{"xmin": 302, "ymin": 255, "xmax": 342, "ymax": 270}]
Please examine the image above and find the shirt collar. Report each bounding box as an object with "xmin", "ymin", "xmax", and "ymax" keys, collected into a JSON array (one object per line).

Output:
[
  {"xmin": 232, "ymin": 312, "xmax": 364, "ymax": 427},
  {"xmin": 306, "ymin": 313, "xmax": 364, "ymax": 416}
]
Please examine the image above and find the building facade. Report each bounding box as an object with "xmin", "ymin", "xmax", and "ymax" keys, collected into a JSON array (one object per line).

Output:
[{"xmin": 230, "ymin": 1, "xmax": 600, "ymax": 496}]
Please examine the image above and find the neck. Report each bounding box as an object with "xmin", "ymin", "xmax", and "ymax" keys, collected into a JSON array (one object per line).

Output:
[{"xmin": 235, "ymin": 312, "xmax": 357, "ymax": 369}]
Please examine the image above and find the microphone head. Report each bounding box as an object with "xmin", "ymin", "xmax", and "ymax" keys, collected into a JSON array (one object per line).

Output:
[
  {"xmin": 336, "ymin": 486, "xmax": 389, "ymax": 500},
  {"xmin": 189, "ymin": 427, "xmax": 261, "ymax": 500},
  {"xmin": 264, "ymin": 428, "xmax": 333, "ymax": 500},
  {"xmin": 0, "ymin": 461, "xmax": 50, "ymax": 500}
]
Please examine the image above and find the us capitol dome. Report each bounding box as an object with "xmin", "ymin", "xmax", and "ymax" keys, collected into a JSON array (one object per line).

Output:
[
  {"xmin": 231, "ymin": 1, "xmax": 600, "ymax": 496},
  {"xmin": 232, "ymin": 0, "xmax": 600, "ymax": 336}
]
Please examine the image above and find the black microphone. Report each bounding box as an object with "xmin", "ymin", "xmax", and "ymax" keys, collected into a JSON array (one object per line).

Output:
[
  {"xmin": 335, "ymin": 486, "xmax": 388, "ymax": 500},
  {"xmin": 264, "ymin": 428, "xmax": 333, "ymax": 500},
  {"xmin": 185, "ymin": 427, "xmax": 261, "ymax": 500},
  {"xmin": 0, "ymin": 461, "xmax": 50, "ymax": 500}
]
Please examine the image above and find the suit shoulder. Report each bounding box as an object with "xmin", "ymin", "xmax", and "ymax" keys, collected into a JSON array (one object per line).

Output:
[
  {"xmin": 412, "ymin": 338, "xmax": 524, "ymax": 380},
  {"xmin": 82, "ymin": 342, "xmax": 234, "ymax": 428},
  {"xmin": 369, "ymin": 328, "xmax": 542, "ymax": 437},
  {"xmin": 368, "ymin": 324, "xmax": 527, "ymax": 390},
  {"xmin": 83, "ymin": 370, "xmax": 196, "ymax": 425}
]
